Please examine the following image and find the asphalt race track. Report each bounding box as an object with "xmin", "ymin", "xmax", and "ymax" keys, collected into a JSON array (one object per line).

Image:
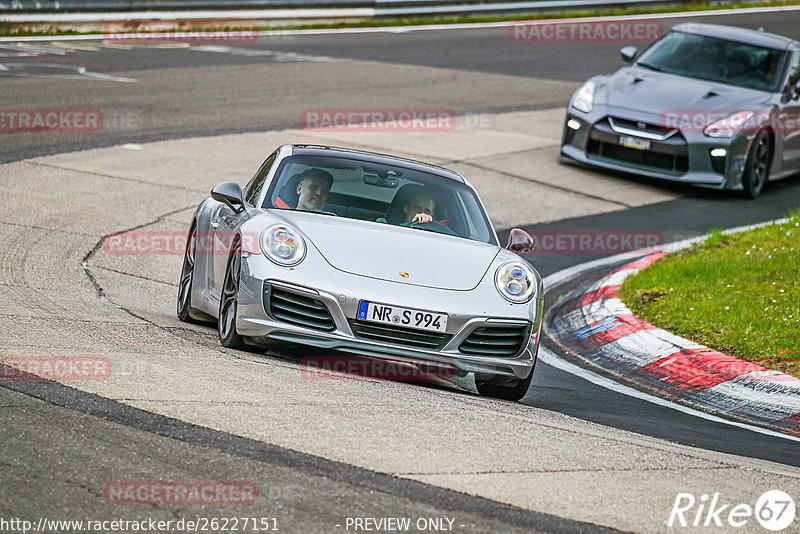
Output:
[{"xmin": 2, "ymin": 7, "xmax": 800, "ymax": 533}]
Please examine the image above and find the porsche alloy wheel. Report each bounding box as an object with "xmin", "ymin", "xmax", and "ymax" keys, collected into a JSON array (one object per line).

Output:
[
  {"xmin": 219, "ymin": 238, "xmax": 247, "ymax": 349},
  {"xmin": 177, "ymin": 224, "xmax": 205, "ymax": 324},
  {"xmin": 742, "ymin": 130, "xmax": 771, "ymax": 199}
]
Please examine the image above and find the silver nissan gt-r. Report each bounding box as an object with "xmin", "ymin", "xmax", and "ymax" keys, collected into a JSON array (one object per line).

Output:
[
  {"xmin": 560, "ymin": 23, "xmax": 800, "ymax": 198},
  {"xmin": 177, "ymin": 145, "xmax": 543, "ymax": 401}
]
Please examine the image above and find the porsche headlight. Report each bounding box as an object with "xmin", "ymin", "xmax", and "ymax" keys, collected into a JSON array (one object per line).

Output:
[
  {"xmin": 703, "ymin": 110, "xmax": 755, "ymax": 138},
  {"xmin": 495, "ymin": 262, "xmax": 535, "ymax": 303},
  {"xmin": 260, "ymin": 224, "xmax": 306, "ymax": 266},
  {"xmin": 572, "ymin": 81, "xmax": 596, "ymax": 113}
]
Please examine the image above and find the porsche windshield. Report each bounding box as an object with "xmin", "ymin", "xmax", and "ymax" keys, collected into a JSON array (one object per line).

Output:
[
  {"xmin": 636, "ymin": 31, "xmax": 788, "ymax": 92},
  {"xmin": 262, "ymin": 154, "xmax": 496, "ymax": 245}
]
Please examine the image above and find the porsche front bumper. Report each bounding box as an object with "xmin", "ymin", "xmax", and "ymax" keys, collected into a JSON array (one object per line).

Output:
[{"xmin": 234, "ymin": 253, "xmax": 541, "ymax": 381}]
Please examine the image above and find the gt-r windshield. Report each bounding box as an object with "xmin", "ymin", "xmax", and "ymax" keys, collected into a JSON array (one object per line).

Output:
[
  {"xmin": 262, "ymin": 154, "xmax": 497, "ymax": 245},
  {"xmin": 636, "ymin": 31, "xmax": 788, "ymax": 92}
]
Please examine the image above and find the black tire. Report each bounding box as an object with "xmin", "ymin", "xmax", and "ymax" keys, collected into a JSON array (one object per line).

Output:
[
  {"xmin": 177, "ymin": 224, "xmax": 208, "ymax": 324},
  {"xmin": 218, "ymin": 238, "xmax": 248, "ymax": 349},
  {"xmin": 476, "ymin": 370, "xmax": 534, "ymax": 401},
  {"xmin": 741, "ymin": 130, "xmax": 771, "ymax": 199}
]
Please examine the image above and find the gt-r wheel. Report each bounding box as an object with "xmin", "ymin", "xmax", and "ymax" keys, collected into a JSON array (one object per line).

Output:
[
  {"xmin": 476, "ymin": 370, "xmax": 533, "ymax": 402},
  {"xmin": 218, "ymin": 238, "xmax": 248, "ymax": 349},
  {"xmin": 177, "ymin": 223, "xmax": 209, "ymax": 324},
  {"xmin": 741, "ymin": 130, "xmax": 771, "ymax": 199}
]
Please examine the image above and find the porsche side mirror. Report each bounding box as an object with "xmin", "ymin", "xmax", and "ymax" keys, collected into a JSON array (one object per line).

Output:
[
  {"xmin": 506, "ymin": 228, "xmax": 534, "ymax": 254},
  {"xmin": 211, "ymin": 182, "xmax": 245, "ymax": 213},
  {"xmin": 620, "ymin": 46, "xmax": 637, "ymax": 63}
]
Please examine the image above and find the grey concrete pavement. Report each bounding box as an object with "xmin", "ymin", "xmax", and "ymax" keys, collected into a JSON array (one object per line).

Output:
[
  {"xmin": 0, "ymin": 386, "xmax": 569, "ymax": 534},
  {"xmin": 2, "ymin": 108, "xmax": 799, "ymax": 533}
]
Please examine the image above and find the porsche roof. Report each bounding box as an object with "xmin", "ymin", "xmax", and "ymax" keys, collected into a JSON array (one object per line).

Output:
[{"xmin": 289, "ymin": 144, "xmax": 465, "ymax": 183}]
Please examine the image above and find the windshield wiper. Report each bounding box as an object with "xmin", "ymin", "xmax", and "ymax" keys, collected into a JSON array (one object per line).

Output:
[{"xmin": 636, "ymin": 62, "xmax": 663, "ymax": 72}]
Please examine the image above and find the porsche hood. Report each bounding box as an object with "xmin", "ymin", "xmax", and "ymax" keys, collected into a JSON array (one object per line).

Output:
[{"xmin": 275, "ymin": 211, "xmax": 500, "ymax": 290}]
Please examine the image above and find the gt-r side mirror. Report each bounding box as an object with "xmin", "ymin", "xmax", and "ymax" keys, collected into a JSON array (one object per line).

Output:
[
  {"xmin": 506, "ymin": 228, "xmax": 534, "ymax": 254},
  {"xmin": 211, "ymin": 182, "xmax": 245, "ymax": 213},
  {"xmin": 620, "ymin": 46, "xmax": 637, "ymax": 63}
]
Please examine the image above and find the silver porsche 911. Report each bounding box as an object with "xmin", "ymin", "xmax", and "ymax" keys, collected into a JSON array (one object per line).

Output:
[
  {"xmin": 560, "ymin": 23, "xmax": 800, "ymax": 198},
  {"xmin": 177, "ymin": 145, "xmax": 542, "ymax": 400}
]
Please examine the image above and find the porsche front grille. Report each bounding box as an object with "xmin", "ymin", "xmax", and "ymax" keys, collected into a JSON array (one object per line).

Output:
[
  {"xmin": 348, "ymin": 320, "xmax": 451, "ymax": 350},
  {"xmin": 459, "ymin": 325, "xmax": 528, "ymax": 357},
  {"xmin": 264, "ymin": 285, "xmax": 336, "ymax": 332}
]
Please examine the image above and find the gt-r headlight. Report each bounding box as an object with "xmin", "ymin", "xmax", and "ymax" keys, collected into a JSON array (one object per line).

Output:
[
  {"xmin": 572, "ymin": 81, "xmax": 596, "ymax": 113},
  {"xmin": 260, "ymin": 224, "xmax": 306, "ymax": 266},
  {"xmin": 703, "ymin": 110, "xmax": 755, "ymax": 138},
  {"xmin": 495, "ymin": 262, "xmax": 535, "ymax": 303}
]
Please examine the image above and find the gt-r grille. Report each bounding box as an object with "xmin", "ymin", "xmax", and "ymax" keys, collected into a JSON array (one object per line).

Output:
[
  {"xmin": 587, "ymin": 117, "xmax": 688, "ymax": 175},
  {"xmin": 348, "ymin": 320, "xmax": 451, "ymax": 350},
  {"xmin": 609, "ymin": 117, "xmax": 674, "ymax": 137},
  {"xmin": 459, "ymin": 325, "xmax": 529, "ymax": 357},
  {"xmin": 265, "ymin": 285, "xmax": 336, "ymax": 332},
  {"xmin": 587, "ymin": 139, "xmax": 689, "ymax": 175}
]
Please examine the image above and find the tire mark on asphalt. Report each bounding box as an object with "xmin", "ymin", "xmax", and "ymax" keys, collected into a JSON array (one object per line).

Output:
[
  {"xmin": 93, "ymin": 265, "xmax": 176, "ymax": 286},
  {"xmin": 24, "ymin": 161, "xmax": 209, "ymax": 193}
]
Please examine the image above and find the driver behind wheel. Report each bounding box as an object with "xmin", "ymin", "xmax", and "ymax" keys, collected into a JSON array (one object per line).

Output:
[
  {"xmin": 402, "ymin": 190, "xmax": 435, "ymax": 224},
  {"xmin": 380, "ymin": 184, "xmax": 437, "ymax": 226}
]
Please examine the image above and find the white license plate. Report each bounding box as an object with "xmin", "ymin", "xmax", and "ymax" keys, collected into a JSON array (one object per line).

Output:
[
  {"xmin": 357, "ymin": 300, "xmax": 448, "ymax": 333},
  {"xmin": 619, "ymin": 135, "xmax": 651, "ymax": 151}
]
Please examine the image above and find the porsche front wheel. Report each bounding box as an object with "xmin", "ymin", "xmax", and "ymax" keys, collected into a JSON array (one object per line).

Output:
[
  {"xmin": 218, "ymin": 238, "xmax": 247, "ymax": 349},
  {"xmin": 177, "ymin": 223, "xmax": 209, "ymax": 324}
]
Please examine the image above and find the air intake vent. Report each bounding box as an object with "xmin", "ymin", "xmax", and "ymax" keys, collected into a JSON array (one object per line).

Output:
[
  {"xmin": 348, "ymin": 320, "xmax": 451, "ymax": 350},
  {"xmin": 264, "ymin": 284, "xmax": 335, "ymax": 332},
  {"xmin": 459, "ymin": 325, "xmax": 528, "ymax": 357}
]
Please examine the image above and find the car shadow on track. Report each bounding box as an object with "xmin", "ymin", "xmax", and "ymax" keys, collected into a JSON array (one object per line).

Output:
[{"xmin": 258, "ymin": 342, "xmax": 478, "ymax": 396}]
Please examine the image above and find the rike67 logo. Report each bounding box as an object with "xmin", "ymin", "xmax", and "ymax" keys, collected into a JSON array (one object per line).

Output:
[{"xmin": 668, "ymin": 490, "xmax": 796, "ymax": 531}]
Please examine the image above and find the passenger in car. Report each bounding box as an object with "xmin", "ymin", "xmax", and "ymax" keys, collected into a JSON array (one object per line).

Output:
[{"xmin": 295, "ymin": 168, "xmax": 334, "ymax": 212}]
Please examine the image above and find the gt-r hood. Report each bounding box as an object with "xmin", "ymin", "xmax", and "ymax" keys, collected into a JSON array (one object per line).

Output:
[
  {"xmin": 602, "ymin": 66, "xmax": 771, "ymax": 124},
  {"xmin": 275, "ymin": 211, "xmax": 500, "ymax": 290}
]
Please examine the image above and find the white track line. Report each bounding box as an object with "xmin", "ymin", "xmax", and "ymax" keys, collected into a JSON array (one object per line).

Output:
[
  {"xmin": 541, "ymin": 217, "xmax": 800, "ymax": 442},
  {"xmin": 2, "ymin": 5, "xmax": 800, "ymax": 42},
  {"xmin": 538, "ymin": 347, "xmax": 800, "ymax": 442}
]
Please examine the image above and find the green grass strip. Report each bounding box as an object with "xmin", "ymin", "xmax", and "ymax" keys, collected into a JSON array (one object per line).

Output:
[{"xmin": 620, "ymin": 208, "xmax": 800, "ymax": 378}]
